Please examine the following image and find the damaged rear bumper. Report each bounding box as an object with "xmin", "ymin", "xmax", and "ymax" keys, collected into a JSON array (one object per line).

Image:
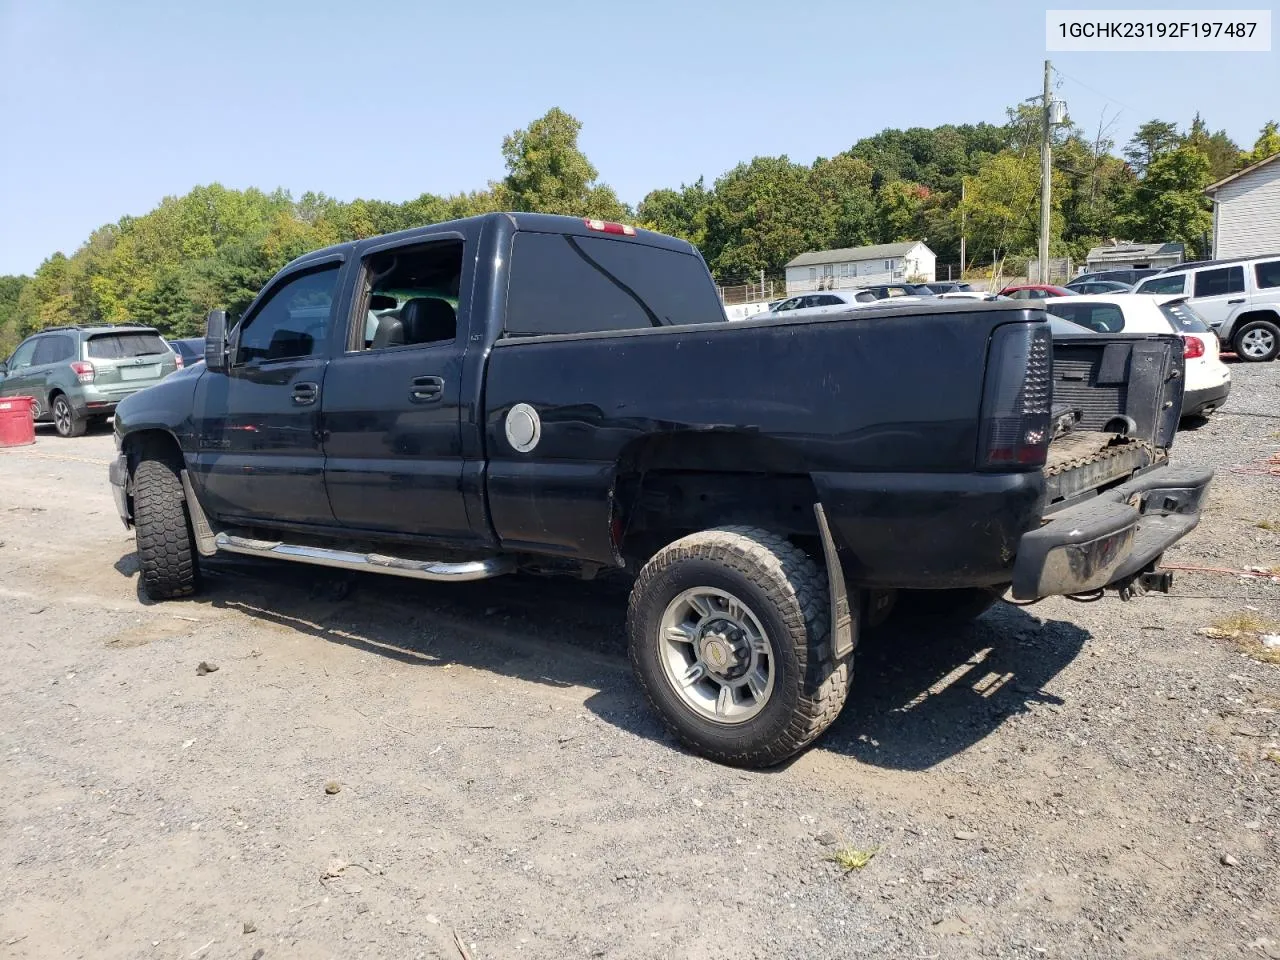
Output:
[{"xmin": 1011, "ymin": 462, "xmax": 1212, "ymax": 601}]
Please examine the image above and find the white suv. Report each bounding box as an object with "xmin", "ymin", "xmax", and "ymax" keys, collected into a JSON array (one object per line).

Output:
[{"xmin": 1133, "ymin": 255, "xmax": 1280, "ymax": 362}]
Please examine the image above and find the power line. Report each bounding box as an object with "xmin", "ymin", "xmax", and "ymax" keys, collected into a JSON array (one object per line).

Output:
[{"xmin": 1051, "ymin": 65, "xmax": 1140, "ymax": 117}]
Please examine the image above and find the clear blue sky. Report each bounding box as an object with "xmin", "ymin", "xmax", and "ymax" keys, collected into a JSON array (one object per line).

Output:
[{"xmin": 0, "ymin": 0, "xmax": 1275, "ymax": 275}]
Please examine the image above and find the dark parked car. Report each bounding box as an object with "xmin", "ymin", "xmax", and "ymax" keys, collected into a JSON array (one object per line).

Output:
[
  {"xmin": 924, "ymin": 282, "xmax": 974, "ymax": 294},
  {"xmin": 1072, "ymin": 268, "xmax": 1163, "ymax": 287},
  {"xmin": 168, "ymin": 337, "xmax": 206, "ymax": 367},
  {"xmin": 1065, "ymin": 279, "xmax": 1134, "ymax": 295},
  {"xmin": 109, "ymin": 212, "xmax": 1210, "ymax": 767}
]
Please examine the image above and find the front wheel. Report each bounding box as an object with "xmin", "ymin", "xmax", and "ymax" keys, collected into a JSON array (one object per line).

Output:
[
  {"xmin": 627, "ymin": 526, "xmax": 851, "ymax": 768},
  {"xmin": 133, "ymin": 455, "xmax": 198, "ymax": 600},
  {"xmin": 52, "ymin": 395, "xmax": 86, "ymax": 438},
  {"xmin": 1233, "ymin": 320, "xmax": 1280, "ymax": 362}
]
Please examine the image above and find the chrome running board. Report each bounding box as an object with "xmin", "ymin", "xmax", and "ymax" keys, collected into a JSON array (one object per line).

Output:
[{"xmin": 213, "ymin": 532, "xmax": 514, "ymax": 582}]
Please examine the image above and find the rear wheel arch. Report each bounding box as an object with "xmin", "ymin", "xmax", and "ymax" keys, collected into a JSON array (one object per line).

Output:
[{"xmin": 609, "ymin": 433, "xmax": 823, "ymax": 570}]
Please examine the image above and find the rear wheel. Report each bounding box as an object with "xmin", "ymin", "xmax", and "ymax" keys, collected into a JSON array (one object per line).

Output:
[
  {"xmin": 133, "ymin": 455, "xmax": 198, "ymax": 600},
  {"xmin": 52, "ymin": 394, "xmax": 86, "ymax": 438},
  {"xmin": 627, "ymin": 526, "xmax": 851, "ymax": 767},
  {"xmin": 1233, "ymin": 320, "xmax": 1280, "ymax": 362}
]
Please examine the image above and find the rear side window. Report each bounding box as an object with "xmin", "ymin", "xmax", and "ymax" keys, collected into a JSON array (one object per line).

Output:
[
  {"xmin": 1193, "ymin": 266, "xmax": 1245, "ymax": 298},
  {"xmin": 1160, "ymin": 302, "xmax": 1210, "ymax": 332},
  {"xmin": 1045, "ymin": 303, "xmax": 1125, "ymax": 333},
  {"xmin": 86, "ymin": 331, "xmax": 167, "ymax": 359},
  {"xmin": 1137, "ymin": 274, "xmax": 1185, "ymax": 295},
  {"xmin": 33, "ymin": 335, "xmax": 75, "ymax": 364},
  {"xmin": 1255, "ymin": 260, "xmax": 1280, "ymax": 289},
  {"xmin": 504, "ymin": 233, "xmax": 724, "ymax": 336}
]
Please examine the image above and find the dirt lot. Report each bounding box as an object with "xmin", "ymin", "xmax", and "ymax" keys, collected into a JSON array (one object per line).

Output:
[{"xmin": 2, "ymin": 365, "xmax": 1279, "ymax": 960}]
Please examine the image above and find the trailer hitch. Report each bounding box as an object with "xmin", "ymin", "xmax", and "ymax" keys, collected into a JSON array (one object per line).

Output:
[{"xmin": 1114, "ymin": 565, "xmax": 1174, "ymax": 601}]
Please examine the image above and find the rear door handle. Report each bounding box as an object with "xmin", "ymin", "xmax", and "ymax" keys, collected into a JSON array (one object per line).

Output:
[
  {"xmin": 410, "ymin": 375, "xmax": 444, "ymax": 403},
  {"xmin": 1228, "ymin": 298, "xmax": 1246, "ymax": 304},
  {"xmin": 292, "ymin": 382, "xmax": 319, "ymax": 405}
]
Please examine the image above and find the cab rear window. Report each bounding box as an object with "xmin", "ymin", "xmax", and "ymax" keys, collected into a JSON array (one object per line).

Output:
[{"xmin": 86, "ymin": 332, "xmax": 167, "ymax": 359}]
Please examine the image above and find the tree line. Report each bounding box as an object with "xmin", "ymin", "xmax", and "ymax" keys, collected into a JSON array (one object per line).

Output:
[{"xmin": 2, "ymin": 106, "xmax": 1278, "ymax": 353}]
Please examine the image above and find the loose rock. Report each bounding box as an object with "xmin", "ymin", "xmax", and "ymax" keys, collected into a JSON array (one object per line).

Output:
[
  {"xmin": 196, "ymin": 661, "xmax": 219, "ymax": 676},
  {"xmin": 1220, "ymin": 853, "xmax": 1240, "ymax": 867},
  {"xmin": 242, "ymin": 921, "xmax": 256, "ymax": 934},
  {"xmin": 325, "ymin": 781, "xmax": 342, "ymax": 795}
]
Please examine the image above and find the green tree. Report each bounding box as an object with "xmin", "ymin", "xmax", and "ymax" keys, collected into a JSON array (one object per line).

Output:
[
  {"xmin": 499, "ymin": 107, "xmax": 629, "ymax": 220},
  {"xmin": 637, "ymin": 179, "xmax": 713, "ymax": 248},
  {"xmin": 0, "ymin": 275, "xmax": 30, "ymax": 354},
  {"xmin": 1240, "ymin": 121, "xmax": 1280, "ymax": 167},
  {"xmin": 1185, "ymin": 113, "xmax": 1241, "ymax": 181},
  {"xmin": 1120, "ymin": 146, "xmax": 1212, "ymax": 256},
  {"xmin": 1123, "ymin": 120, "xmax": 1181, "ymax": 175},
  {"xmin": 960, "ymin": 150, "xmax": 1064, "ymax": 263}
]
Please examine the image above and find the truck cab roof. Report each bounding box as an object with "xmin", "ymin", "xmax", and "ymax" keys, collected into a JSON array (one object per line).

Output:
[{"xmin": 285, "ymin": 212, "xmax": 699, "ymax": 273}]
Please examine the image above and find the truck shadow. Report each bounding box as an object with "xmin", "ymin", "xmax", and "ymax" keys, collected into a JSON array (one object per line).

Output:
[
  {"xmin": 816, "ymin": 603, "xmax": 1087, "ymax": 770},
  {"xmin": 114, "ymin": 550, "xmax": 1089, "ymax": 771}
]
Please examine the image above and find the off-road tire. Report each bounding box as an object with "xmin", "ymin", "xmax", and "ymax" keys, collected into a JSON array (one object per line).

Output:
[
  {"xmin": 133, "ymin": 456, "xmax": 198, "ymax": 600},
  {"xmin": 892, "ymin": 587, "xmax": 1004, "ymax": 624},
  {"xmin": 627, "ymin": 526, "xmax": 851, "ymax": 768},
  {"xmin": 51, "ymin": 394, "xmax": 86, "ymax": 438},
  {"xmin": 1232, "ymin": 319, "xmax": 1280, "ymax": 363}
]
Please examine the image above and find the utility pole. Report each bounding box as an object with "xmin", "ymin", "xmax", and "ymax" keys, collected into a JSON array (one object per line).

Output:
[
  {"xmin": 1038, "ymin": 59, "xmax": 1052, "ymax": 284},
  {"xmin": 959, "ymin": 179, "xmax": 966, "ymax": 280}
]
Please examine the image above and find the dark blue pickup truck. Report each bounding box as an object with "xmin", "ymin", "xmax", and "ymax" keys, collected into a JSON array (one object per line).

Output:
[{"xmin": 109, "ymin": 212, "xmax": 1210, "ymax": 766}]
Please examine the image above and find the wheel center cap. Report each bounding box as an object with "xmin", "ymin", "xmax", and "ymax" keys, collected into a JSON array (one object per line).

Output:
[{"xmin": 698, "ymin": 620, "xmax": 749, "ymax": 679}]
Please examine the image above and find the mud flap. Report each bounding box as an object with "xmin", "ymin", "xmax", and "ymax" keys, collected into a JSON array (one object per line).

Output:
[{"xmin": 814, "ymin": 503, "xmax": 858, "ymax": 659}]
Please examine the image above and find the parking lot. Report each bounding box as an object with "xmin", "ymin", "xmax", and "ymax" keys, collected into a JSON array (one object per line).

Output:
[{"xmin": 2, "ymin": 363, "xmax": 1279, "ymax": 960}]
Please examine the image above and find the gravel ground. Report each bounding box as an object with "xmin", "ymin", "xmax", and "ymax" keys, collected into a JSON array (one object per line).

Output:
[{"xmin": 1, "ymin": 362, "xmax": 1278, "ymax": 960}]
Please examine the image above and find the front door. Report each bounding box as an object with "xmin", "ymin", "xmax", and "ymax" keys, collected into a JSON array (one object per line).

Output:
[
  {"xmin": 0, "ymin": 337, "xmax": 42, "ymax": 411},
  {"xmin": 320, "ymin": 237, "xmax": 475, "ymax": 541},
  {"xmin": 189, "ymin": 261, "xmax": 344, "ymax": 526}
]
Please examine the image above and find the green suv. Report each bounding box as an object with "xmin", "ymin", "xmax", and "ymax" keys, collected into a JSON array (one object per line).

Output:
[{"xmin": 0, "ymin": 325, "xmax": 178, "ymax": 437}]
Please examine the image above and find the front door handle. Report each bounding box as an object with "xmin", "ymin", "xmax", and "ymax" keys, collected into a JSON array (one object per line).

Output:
[
  {"xmin": 410, "ymin": 375, "xmax": 444, "ymax": 403},
  {"xmin": 292, "ymin": 382, "xmax": 319, "ymax": 405},
  {"xmin": 1228, "ymin": 298, "xmax": 1246, "ymax": 304}
]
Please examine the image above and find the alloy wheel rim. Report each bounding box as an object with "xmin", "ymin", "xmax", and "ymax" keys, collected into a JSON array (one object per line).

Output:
[
  {"xmin": 54, "ymin": 399, "xmax": 71, "ymax": 434},
  {"xmin": 1241, "ymin": 328, "xmax": 1275, "ymax": 358},
  {"xmin": 657, "ymin": 587, "xmax": 775, "ymax": 725}
]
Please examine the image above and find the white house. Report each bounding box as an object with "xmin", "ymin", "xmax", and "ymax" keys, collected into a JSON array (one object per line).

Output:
[
  {"xmin": 1205, "ymin": 153, "xmax": 1280, "ymax": 258},
  {"xmin": 784, "ymin": 241, "xmax": 935, "ymax": 294}
]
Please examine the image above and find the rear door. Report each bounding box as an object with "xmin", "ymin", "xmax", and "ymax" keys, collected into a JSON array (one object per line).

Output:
[
  {"xmin": 84, "ymin": 329, "xmax": 177, "ymax": 401},
  {"xmin": 1188, "ymin": 265, "xmax": 1248, "ymax": 329},
  {"xmin": 190, "ymin": 261, "xmax": 343, "ymax": 525},
  {"xmin": 320, "ymin": 235, "xmax": 476, "ymax": 541}
]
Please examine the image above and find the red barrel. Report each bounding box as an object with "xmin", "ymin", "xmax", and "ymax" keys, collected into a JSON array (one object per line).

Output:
[{"xmin": 0, "ymin": 396, "xmax": 36, "ymax": 447}]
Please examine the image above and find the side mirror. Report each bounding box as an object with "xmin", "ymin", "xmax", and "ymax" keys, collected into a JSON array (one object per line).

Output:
[{"xmin": 205, "ymin": 310, "xmax": 228, "ymax": 373}]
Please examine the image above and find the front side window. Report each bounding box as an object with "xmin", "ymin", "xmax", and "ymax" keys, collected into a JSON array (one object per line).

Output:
[
  {"xmin": 1137, "ymin": 273, "xmax": 1185, "ymax": 295},
  {"xmin": 1193, "ymin": 266, "xmax": 1245, "ymax": 298},
  {"xmin": 355, "ymin": 242, "xmax": 462, "ymax": 351},
  {"xmin": 10, "ymin": 338, "xmax": 41, "ymax": 369},
  {"xmin": 505, "ymin": 232, "xmax": 723, "ymax": 336},
  {"xmin": 235, "ymin": 265, "xmax": 340, "ymax": 364},
  {"xmin": 1254, "ymin": 260, "xmax": 1280, "ymax": 289}
]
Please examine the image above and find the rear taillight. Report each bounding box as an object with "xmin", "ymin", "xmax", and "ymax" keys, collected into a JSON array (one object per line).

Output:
[
  {"xmin": 978, "ymin": 322, "xmax": 1052, "ymax": 470},
  {"xmin": 1183, "ymin": 335, "xmax": 1204, "ymax": 359},
  {"xmin": 70, "ymin": 361, "xmax": 95, "ymax": 384}
]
